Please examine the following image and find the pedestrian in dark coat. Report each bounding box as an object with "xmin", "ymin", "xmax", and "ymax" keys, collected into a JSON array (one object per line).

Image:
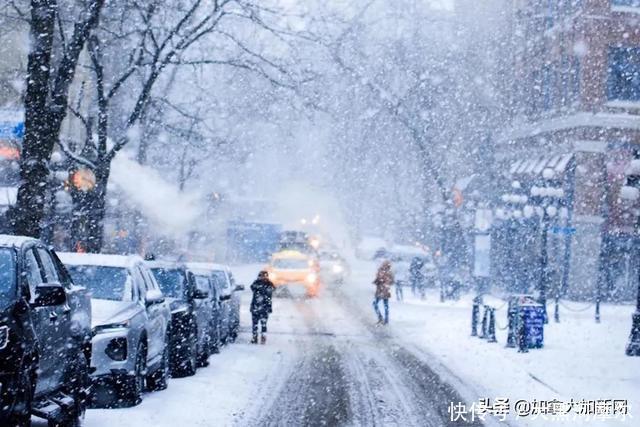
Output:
[
  {"xmin": 250, "ymin": 271, "xmax": 275, "ymax": 344},
  {"xmin": 373, "ymin": 261, "xmax": 394, "ymax": 324}
]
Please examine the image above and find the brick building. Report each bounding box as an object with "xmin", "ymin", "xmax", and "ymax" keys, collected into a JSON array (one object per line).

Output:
[{"xmin": 495, "ymin": 0, "xmax": 640, "ymax": 300}]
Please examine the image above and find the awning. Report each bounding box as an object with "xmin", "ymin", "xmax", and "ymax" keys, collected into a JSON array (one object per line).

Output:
[{"xmin": 509, "ymin": 153, "xmax": 573, "ymax": 177}]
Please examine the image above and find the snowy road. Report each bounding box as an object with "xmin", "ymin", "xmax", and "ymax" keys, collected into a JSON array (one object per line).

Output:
[
  {"xmin": 74, "ymin": 269, "xmax": 481, "ymax": 427},
  {"xmin": 248, "ymin": 291, "xmax": 481, "ymax": 427}
]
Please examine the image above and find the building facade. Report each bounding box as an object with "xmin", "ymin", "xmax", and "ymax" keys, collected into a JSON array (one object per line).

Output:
[{"xmin": 496, "ymin": 0, "xmax": 640, "ymax": 301}]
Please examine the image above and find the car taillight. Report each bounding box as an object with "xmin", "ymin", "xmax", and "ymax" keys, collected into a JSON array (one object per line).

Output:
[{"xmin": 105, "ymin": 337, "xmax": 127, "ymax": 361}]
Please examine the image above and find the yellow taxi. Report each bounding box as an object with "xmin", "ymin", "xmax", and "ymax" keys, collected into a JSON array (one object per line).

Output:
[{"xmin": 267, "ymin": 250, "xmax": 320, "ymax": 297}]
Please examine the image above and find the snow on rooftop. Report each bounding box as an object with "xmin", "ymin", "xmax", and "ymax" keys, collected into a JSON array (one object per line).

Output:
[
  {"xmin": 187, "ymin": 261, "xmax": 228, "ymax": 272},
  {"xmin": 58, "ymin": 251, "xmax": 142, "ymax": 268},
  {"xmin": 0, "ymin": 234, "xmax": 37, "ymax": 247}
]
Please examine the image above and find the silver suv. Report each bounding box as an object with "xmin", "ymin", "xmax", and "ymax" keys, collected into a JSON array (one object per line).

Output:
[{"xmin": 59, "ymin": 253, "xmax": 171, "ymax": 407}]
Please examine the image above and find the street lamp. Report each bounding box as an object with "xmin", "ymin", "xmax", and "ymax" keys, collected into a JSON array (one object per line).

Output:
[{"xmin": 531, "ymin": 180, "xmax": 563, "ymax": 324}]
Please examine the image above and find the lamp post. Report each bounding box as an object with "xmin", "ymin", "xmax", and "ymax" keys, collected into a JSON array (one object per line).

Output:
[{"xmin": 531, "ymin": 175, "xmax": 562, "ymax": 325}]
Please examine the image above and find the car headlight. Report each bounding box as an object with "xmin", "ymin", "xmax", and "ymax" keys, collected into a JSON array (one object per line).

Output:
[
  {"xmin": 93, "ymin": 320, "xmax": 130, "ymax": 335},
  {"xmin": 105, "ymin": 337, "xmax": 128, "ymax": 361},
  {"xmin": 306, "ymin": 273, "xmax": 317, "ymax": 284},
  {"xmin": 270, "ymin": 272, "xmax": 278, "ymax": 281},
  {"xmin": 332, "ymin": 264, "xmax": 344, "ymax": 274},
  {"xmin": 0, "ymin": 325, "xmax": 9, "ymax": 350}
]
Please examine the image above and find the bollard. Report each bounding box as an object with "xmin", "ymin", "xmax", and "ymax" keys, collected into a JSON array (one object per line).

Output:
[
  {"xmin": 517, "ymin": 309, "xmax": 528, "ymax": 353},
  {"xmin": 471, "ymin": 301, "xmax": 480, "ymax": 336},
  {"xmin": 487, "ymin": 308, "xmax": 497, "ymax": 343},
  {"xmin": 480, "ymin": 305, "xmax": 489, "ymax": 339},
  {"xmin": 506, "ymin": 302, "xmax": 517, "ymax": 348}
]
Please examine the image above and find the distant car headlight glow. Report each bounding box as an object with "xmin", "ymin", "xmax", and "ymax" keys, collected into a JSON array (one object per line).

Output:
[
  {"xmin": 332, "ymin": 264, "xmax": 344, "ymax": 274},
  {"xmin": 306, "ymin": 273, "xmax": 317, "ymax": 284}
]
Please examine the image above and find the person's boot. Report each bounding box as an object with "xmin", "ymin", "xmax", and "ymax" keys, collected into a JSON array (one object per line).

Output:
[
  {"xmin": 260, "ymin": 334, "xmax": 266, "ymax": 345},
  {"xmin": 251, "ymin": 334, "xmax": 258, "ymax": 344}
]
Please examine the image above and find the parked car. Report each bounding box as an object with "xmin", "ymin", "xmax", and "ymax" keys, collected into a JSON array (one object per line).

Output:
[
  {"xmin": 147, "ymin": 261, "xmax": 216, "ymax": 376},
  {"xmin": 0, "ymin": 235, "xmax": 91, "ymax": 426},
  {"xmin": 355, "ymin": 236, "xmax": 387, "ymax": 260},
  {"xmin": 187, "ymin": 262, "xmax": 243, "ymax": 343},
  {"xmin": 60, "ymin": 253, "xmax": 171, "ymax": 407}
]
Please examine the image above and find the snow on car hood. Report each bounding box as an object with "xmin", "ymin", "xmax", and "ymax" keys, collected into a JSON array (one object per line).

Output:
[{"xmin": 91, "ymin": 298, "xmax": 141, "ymax": 328}]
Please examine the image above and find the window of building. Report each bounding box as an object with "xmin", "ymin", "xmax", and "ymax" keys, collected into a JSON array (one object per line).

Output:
[{"xmin": 608, "ymin": 47, "xmax": 640, "ymax": 101}]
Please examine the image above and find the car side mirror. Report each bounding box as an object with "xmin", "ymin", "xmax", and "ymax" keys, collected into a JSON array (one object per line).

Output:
[
  {"xmin": 193, "ymin": 289, "xmax": 209, "ymax": 299},
  {"xmin": 234, "ymin": 284, "xmax": 245, "ymax": 292},
  {"xmin": 33, "ymin": 283, "xmax": 66, "ymax": 307},
  {"xmin": 145, "ymin": 289, "xmax": 165, "ymax": 307}
]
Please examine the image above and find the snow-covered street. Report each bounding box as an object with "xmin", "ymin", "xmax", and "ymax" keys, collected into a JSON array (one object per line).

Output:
[
  {"xmin": 79, "ymin": 263, "xmax": 479, "ymax": 427},
  {"xmin": 60, "ymin": 262, "xmax": 636, "ymax": 427}
]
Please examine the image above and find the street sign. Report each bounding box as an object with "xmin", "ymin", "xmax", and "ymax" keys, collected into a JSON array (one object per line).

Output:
[
  {"xmin": 551, "ymin": 226, "xmax": 576, "ymax": 235},
  {"xmin": 0, "ymin": 122, "xmax": 24, "ymax": 140}
]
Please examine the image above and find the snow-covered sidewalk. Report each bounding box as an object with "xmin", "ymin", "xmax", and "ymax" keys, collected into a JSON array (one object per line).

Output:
[{"xmin": 344, "ymin": 260, "xmax": 639, "ymax": 427}]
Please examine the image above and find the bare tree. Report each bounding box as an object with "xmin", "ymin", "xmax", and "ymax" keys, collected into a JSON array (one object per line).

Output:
[
  {"xmin": 63, "ymin": 0, "xmax": 307, "ymax": 251},
  {"xmin": 11, "ymin": 0, "xmax": 105, "ymax": 238}
]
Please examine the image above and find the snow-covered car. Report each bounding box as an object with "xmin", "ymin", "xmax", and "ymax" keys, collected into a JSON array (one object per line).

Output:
[
  {"xmin": 60, "ymin": 253, "xmax": 171, "ymax": 407},
  {"xmin": 147, "ymin": 261, "xmax": 219, "ymax": 376},
  {"xmin": 318, "ymin": 251, "xmax": 350, "ymax": 284},
  {"xmin": 188, "ymin": 262, "xmax": 244, "ymax": 343},
  {"xmin": 355, "ymin": 236, "xmax": 387, "ymax": 260},
  {"xmin": 0, "ymin": 236, "xmax": 91, "ymax": 426},
  {"xmin": 387, "ymin": 245, "xmax": 437, "ymax": 285}
]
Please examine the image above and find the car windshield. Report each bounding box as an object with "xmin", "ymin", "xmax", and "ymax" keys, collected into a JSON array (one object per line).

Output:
[
  {"xmin": 151, "ymin": 268, "xmax": 185, "ymax": 298},
  {"xmin": 272, "ymin": 258, "xmax": 308, "ymax": 269},
  {"xmin": 211, "ymin": 271, "xmax": 228, "ymax": 291},
  {"xmin": 0, "ymin": 248, "xmax": 15, "ymax": 304},
  {"xmin": 66, "ymin": 265, "xmax": 128, "ymax": 301}
]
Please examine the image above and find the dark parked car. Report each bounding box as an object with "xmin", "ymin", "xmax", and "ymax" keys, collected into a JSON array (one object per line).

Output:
[
  {"xmin": 188, "ymin": 262, "xmax": 243, "ymax": 343},
  {"xmin": 147, "ymin": 261, "xmax": 215, "ymax": 376},
  {"xmin": 0, "ymin": 236, "xmax": 92, "ymax": 426},
  {"xmin": 60, "ymin": 253, "xmax": 172, "ymax": 407}
]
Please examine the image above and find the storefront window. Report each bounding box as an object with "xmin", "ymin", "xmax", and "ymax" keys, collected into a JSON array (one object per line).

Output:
[{"xmin": 608, "ymin": 47, "xmax": 640, "ymax": 101}]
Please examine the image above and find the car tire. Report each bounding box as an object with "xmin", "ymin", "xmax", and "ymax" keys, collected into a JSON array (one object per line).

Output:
[
  {"xmin": 147, "ymin": 340, "xmax": 169, "ymax": 391},
  {"xmin": 210, "ymin": 323, "xmax": 221, "ymax": 354},
  {"xmin": 172, "ymin": 329, "xmax": 197, "ymax": 378},
  {"xmin": 62, "ymin": 348, "xmax": 90, "ymax": 427},
  {"xmin": 120, "ymin": 341, "xmax": 146, "ymax": 407},
  {"xmin": 9, "ymin": 363, "xmax": 35, "ymax": 427}
]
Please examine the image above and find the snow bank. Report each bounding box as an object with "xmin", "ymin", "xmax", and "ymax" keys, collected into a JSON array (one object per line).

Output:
[
  {"xmin": 344, "ymin": 260, "xmax": 639, "ymax": 427},
  {"xmin": 110, "ymin": 153, "xmax": 202, "ymax": 237}
]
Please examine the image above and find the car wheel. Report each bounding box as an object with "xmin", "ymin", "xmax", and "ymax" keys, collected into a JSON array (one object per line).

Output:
[
  {"xmin": 64, "ymin": 348, "xmax": 90, "ymax": 427},
  {"xmin": 9, "ymin": 363, "xmax": 35, "ymax": 427},
  {"xmin": 172, "ymin": 329, "xmax": 197, "ymax": 377},
  {"xmin": 197, "ymin": 326, "xmax": 210, "ymax": 368},
  {"xmin": 120, "ymin": 341, "xmax": 146, "ymax": 406},
  {"xmin": 147, "ymin": 339, "xmax": 169, "ymax": 391},
  {"xmin": 210, "ymin": 323, "xmax": 221, "ymax": 354}
]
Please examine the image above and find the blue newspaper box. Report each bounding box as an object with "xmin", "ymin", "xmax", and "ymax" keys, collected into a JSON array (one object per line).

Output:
[{"xmin": 521, "ymin": 302, "xmax": 545, "ymax": 348}]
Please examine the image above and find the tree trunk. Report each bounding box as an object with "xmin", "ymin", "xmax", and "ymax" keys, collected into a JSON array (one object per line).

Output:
[
  {"xmin": 85, "ymin": 164, "xmax": 109, "ymax": 253},
  {"xmin": 14, "ymin": 0, "xmax": 105, "ymax": 238},
  {"xmin": 13, "ymin": 0, "xmax": 57, "ymax": 237}
]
